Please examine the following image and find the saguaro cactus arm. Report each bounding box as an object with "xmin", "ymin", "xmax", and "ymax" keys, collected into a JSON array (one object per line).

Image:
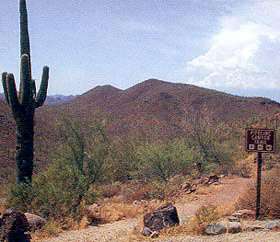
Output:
[
  {"xmin": 20, "ymin": 54, "xmax": 31, "ymax": 105},
  {"xmin": 1, "ymin": 72, "xmax": 9, "ymax": 105},
  {"xmin": 35, "ymin": 66, "xmax": 49, "ymax": 107},
  {"xmin": 6, "ymin": 74, "xmax": 20, "ymax": 114}
]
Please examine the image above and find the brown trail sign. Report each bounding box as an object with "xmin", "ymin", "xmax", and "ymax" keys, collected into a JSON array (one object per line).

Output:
[{"xmin": 245, "ymin": 128, "xmax": 276, "ymax": 220}]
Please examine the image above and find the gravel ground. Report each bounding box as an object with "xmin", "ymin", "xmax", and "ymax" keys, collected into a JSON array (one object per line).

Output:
[
  {"xmin": 42, "ymin": 219, "xmax": 138, "ymax": 242},
  {"xmin": 157, "ymin": 231, "xmax": 280, "ymax": 242}
]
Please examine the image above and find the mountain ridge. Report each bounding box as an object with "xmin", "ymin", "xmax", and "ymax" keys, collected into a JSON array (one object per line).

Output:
[{"xmin": 1, "ymin": 79, "xmax": 280, "ymax": 180}]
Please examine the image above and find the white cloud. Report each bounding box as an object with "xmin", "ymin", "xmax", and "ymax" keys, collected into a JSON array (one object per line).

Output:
[{"xmin": 187, "ymin": 0, "xmax": 280, "ymax": 90}]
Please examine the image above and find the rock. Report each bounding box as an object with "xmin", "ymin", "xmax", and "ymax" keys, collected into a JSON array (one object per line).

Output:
[
  {"xmin": 150, "ymin": 231, "xmax": 159, "ymax": 238},
  {"xmin": 245, "ymin": 225, "xmax": 265, "ymax": 231},
  {"xmin": 228, "ymin": 216, "xmax": 240, "ymax": 222},
  {"xmin": 142, "ymin": 226, "xmax": 153, "ymax": 236},
  {"xmin": 265, "ymin": 220, "xmax": 280, "ymax": 230},
  {"xmin": 24, "ymin": 213, "xmax": 46, "ymax": 231},
  {"xmin": 181, "ymin": 183, "xmax": 191, "ymax": 191},
  {"xmin": 228, "ymin": 222, "xmax": 242, "ymax": 233},
  {"xmin": 213, "ymin": 182, "xmax": 220, "ymax": 186},
  {"xmin": 204, "ymin": 223, "xmax": 226, "ymax": 235},
  {"xmin": 182, "ymin": 183, "xmax": 197, "ymax": 194},
  {"xmin": 232, "ymin": 209, "xmax": 255, "ymax": 219},
  {"xmin": 143, "ymin": 203, "xmax": 179, "ymax": 232},
  {"xmin": 84, "ymin": 203, "xmax": 102, "ymax": 225},
  {"xmin": 0, "ymin": 208, "xmax": 31, "ymax": 242},
  {"xmin": 207, "ymin": 175, "xmax": 220, "ymax": 185}
]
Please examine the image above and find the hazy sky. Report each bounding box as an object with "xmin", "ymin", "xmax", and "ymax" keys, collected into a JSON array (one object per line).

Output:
[{"xmin": 1, "ymin": 0, "xmax": 280, "ymax": 101}]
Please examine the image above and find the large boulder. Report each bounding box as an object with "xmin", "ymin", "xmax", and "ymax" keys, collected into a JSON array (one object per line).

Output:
[
  {"xmin": 143, "ymin": 203, "xmax": 179, "ymax": 234},
  {"xmin": 0, "ymin": 208, "xmax": 31, "ymax": 242},
  {"xmin": 24, "ymin": 213, "xmax": 46, "ymax": 231}
]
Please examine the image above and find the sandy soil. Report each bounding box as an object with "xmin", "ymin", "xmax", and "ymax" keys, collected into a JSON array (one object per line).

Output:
[{"xmin": 42, "ymin": 176, "xmax": 261, "ymax": 242}]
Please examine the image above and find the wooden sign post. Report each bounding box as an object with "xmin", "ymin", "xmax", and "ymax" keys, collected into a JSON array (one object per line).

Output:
[{"xmin": 245, "ymin": 128, "xmax": 276, "ymax": 220}]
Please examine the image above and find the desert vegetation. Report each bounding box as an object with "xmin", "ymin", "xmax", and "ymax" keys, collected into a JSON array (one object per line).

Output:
[{"xmin": 2, "ymin": 1, "xmax": 280, "ymax": 242}]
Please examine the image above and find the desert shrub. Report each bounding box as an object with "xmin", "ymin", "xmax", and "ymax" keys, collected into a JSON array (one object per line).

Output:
[
  {"xmin": 135, "ymin": 139, "xmax": 195, "ymax": 182},
  {"xmin": 186, "ymin": 110, "xmax": 235, "ymax": 174},
  {"xmin": 234, "ymin": 157, "xmax": 253, "ymax": 178},
  {"xmin": 107, "ymin": 138, "xmax": 139, "ymax": 182},
  {"xmin": 121, "ymin": 181, "xmax": 166, "ymax": 202},
  {"xmin": 8, "ymin": 182, "xmax": 34, "ymax": 212},
  {"xmin": 100, "ymin": 183, "xmax": 122, "ymax": 198},
  {"xmin": 56, "ymin": 117, "xmax": 110, "ymax": 184},
  {"xmin": 191, "ymin": 205, "xmax": 220, "ymax": 234},
  {"xmin": 8, "ymin": 158, "xmax": 89, "ymax": 220},
  {"xmin": 237, "ymin": 168, "xmax": 280, "ymax": 218}
]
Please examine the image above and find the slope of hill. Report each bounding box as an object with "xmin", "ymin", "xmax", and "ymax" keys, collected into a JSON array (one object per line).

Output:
[
  {"xmin": 1, "ymin": 79, "xmax": 280, "ymax": 178},
  {"xmin": 44, "ymin": 79, "xmax": 280, "ymax": 138}
]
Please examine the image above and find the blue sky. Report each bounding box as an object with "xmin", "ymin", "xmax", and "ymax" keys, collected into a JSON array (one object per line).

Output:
[{"xmin": 1, "ymin": 0, "xmax": 280, "ymax": 101}]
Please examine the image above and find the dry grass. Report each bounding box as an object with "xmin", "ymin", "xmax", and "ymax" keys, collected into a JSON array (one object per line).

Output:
[
  {"xmin": 32, "ymin": 220, "xmax": 63, "ymax": 242},
  {"xmin": 234, "ymin": 156, "xmax": 254, "ymax": 178},
  {"xmin": 85, "ymin": 200, "xmax": 163, "ymax": 226},
  {"xmin": 158, "ymin": 203, "xmax": 235, "ymax": 238},
  {"xmin": 237, "ymin": 168, "xmax": 280, "ymax": 218}
]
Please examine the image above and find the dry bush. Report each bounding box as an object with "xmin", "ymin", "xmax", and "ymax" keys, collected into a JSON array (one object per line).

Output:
[
  {"xmin": 237, "ymin": 168, "xmax": 280, "ymax": 218},
  {"xmin": 0, "ymin": 202, "xmax": 5, "ymax": 215},
  {"xmin": 85, "ymin": 200, "xmax": 162, "ymax": 225},
  {"xmin": 32, "ymin": 220, "xmax": 63, "ymax": 241},
  {"xmin": 234, "ymin": 159, "xmax": 253, "ymax": 178},
  {"xmin": 120, "ymin": 182, "xmax": 165, "ymax": 202},
  {"xmin": 100, "ymin": 183, "xmax": 122, "ymax": 198},
  {"xmin": 216, "ymin": 203, "xmax": 236, "ymax": 217},
  {"xmin": 234, "ymin": 155, "xmax": 254, "ymax": 178},
  {"xmin": 192, "ymin": 205, "xmax": 220, "ymax": 234},
  {"xmin": 160, "ymin": 205, "xmax": 222, "ymax": 237}
]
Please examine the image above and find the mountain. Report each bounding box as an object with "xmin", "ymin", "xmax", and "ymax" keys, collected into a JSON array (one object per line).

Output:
[
  {"xmin": 1, "ymin": 79, "xmax": 280, "ymax": 180},
  {"xmin": 43, "ymin": 79, "xmax": 280, "ymax": 138},
  {"xmin": 45, "ymin": 95, "xmax": 76, "ymax": 105}
]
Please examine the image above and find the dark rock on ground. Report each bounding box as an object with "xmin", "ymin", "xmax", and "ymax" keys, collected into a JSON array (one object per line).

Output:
[
  {"xmin": 0, "ymin": 208, "xmax": 31, "ymax": 242},
  {"xmin": 143, "ymin": 203, "xmax": 179, "ymax": 234}
]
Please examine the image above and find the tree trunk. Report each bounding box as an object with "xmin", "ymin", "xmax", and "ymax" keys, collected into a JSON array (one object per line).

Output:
[{"xmin": 15, "ymin": 113, "xmax": 34, "ymax": 183}]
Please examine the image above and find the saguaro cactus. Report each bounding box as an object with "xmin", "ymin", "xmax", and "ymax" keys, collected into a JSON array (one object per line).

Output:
[{"xmin": 1, "ymin": 0, "xmax": 49, "ymax": 183}]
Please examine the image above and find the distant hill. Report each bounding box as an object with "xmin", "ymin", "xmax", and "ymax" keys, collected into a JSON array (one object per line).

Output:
[
  {"xmin": 1, "ymin": 79, "xmax": 280, "ymax": 179},
  {"xmin": 0, "ymin": 93, "xmax": 76, "ymax": 105},
  {"xmin": 45, "ymin": 95, "xmax": 76, "ymax": 105}
]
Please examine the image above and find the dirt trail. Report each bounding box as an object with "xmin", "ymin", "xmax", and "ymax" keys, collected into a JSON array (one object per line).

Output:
[{"xmin": 42, "ymin": 177, "xmax": 252, "ymax": 242}]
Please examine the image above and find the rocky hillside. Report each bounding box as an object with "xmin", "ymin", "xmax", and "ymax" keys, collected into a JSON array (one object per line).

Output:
[{"xmin": 1, "ymin": 79, "xmax": 280, "ymax": 178}]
